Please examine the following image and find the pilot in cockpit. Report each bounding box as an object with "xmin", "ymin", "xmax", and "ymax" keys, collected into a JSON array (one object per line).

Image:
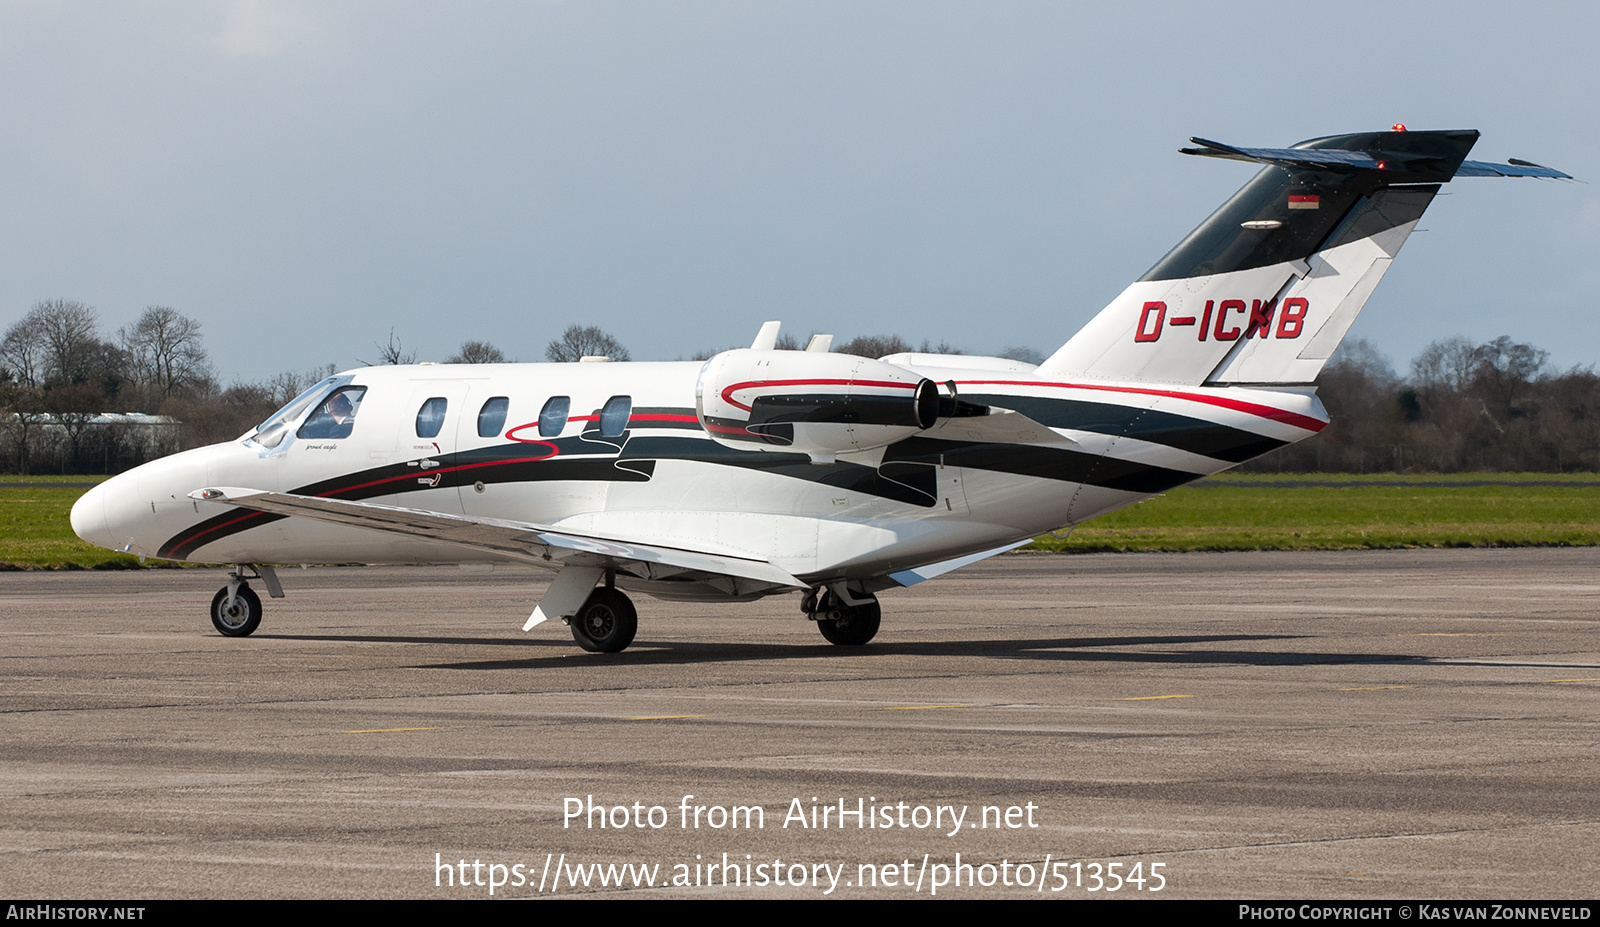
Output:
[{"xmin": 298, "ymin": 390, "xmax": 358, "ymax": 439}]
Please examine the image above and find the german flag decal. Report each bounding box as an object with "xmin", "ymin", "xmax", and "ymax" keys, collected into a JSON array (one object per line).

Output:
[{"xmin": 1287, "ymin": 194, "xmax": 1320, "ymax": 210}]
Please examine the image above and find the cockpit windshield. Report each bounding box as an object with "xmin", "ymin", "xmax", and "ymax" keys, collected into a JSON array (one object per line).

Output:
[{"xmin": 247, "ymin": 377, "xmax": 340, "ymax": 450}]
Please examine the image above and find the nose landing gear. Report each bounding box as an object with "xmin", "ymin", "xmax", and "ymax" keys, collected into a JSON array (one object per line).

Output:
[
  {"xmin": 211, "ymin": 582, "xmax": 262, "ymax": 636},
  {"xmin": 208, "ymin": 564, "xmax": 284, "ymax": 637}
]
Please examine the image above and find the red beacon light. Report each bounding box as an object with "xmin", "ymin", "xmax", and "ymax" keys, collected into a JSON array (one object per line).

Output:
[{"xmin": 1391, "ymin": 123, "xmax": 1408, "ymax": 132}]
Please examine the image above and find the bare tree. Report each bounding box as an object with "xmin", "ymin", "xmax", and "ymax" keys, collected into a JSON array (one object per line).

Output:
[
  {"xmin": 835, "ymin": 334, "xmax": 913, "ymax": 358},
  {"xmin": 0, "ymin": 379, "xmax": 46, "ymax": 473},
  {"xmin": 546, "ymin": 325, "xmax": 630, "ymax": 362},
  {"xmin": 1410, "ymin": 336, "xmax": 1478, "ymax": 393},
  {"xmin": 33, "ymin": 299, "xmax": 103, "ymax": 385},
  {"xmin": 119, "ymin": 306, "xmax": 211, "ymax": 403},
  {"xmin": 998, "ymin": 345, "xmax": 1046, "ymax": 365},
  {"xmin": 448, "ymin": 340, "xmax": 508, "ymax": 364},
  {"xmin": 1, "ymin": 300, "xmax": 106, "ymax": 387},
  {"xmin": 361, "ymin": 329, "xmax": 416, "ymax": 366},
  {"xmin": 43, "ymin": 380, "xmax": 102, "ymax": 471},
  {"xmin": 1, "ymin": 312, "xmax": 47, "ymax": 388},
  {"xmin": 265, "ymin": 365, "xmax": 338, "ymax": 405}
]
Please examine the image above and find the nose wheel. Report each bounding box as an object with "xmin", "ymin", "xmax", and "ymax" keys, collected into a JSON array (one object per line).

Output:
[{"xmin": 211, "ymin": 582, "xmax": 263, "ymax": 637}]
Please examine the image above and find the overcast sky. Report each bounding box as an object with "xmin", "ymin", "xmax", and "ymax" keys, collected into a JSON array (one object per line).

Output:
[{"xmin": 1, "ymin": 0, "xmax": 1594, "ymax": 384}]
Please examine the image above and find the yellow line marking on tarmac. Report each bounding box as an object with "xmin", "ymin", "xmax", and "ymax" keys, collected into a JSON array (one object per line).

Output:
[
  {"xmin": 1547, "ymin": 678, "xmax": 1600, "ymax": 683},
  {"xmin": 882, "ymin": 705, "xmax": 971, "ymax": 711},
  {"xmin": 1337, "ymin": 686, "xmax": 1416, "ymax": 691},
  {"xmin": 1394, "ymin": 633, "xmax": 1501, "ymax": 637},
  {"xmin": 343, "ymin": 727, "xmax": 442, "ymax": 733},
  {"xmin": 625, "ymin": 715, "xmax": 708, "ymax": 721},
  {"xmin": 1115, "ymin": 695, "xmax": 1194, "ymax": 701}
]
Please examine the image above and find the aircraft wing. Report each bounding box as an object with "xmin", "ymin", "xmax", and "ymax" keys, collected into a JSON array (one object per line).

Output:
[{"xmin": 187, "ymin": 487, "xmax": 806, "ymax": 591}]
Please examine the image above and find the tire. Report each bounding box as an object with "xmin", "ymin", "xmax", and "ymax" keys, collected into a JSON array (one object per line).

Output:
[
  {"xmin": 816, "ymin": 597, "xmax": 881, "ymax": 646},
  {"xmin": 570, "ymin": 587, "xmax": 638, "ymax": 653},
  {"xmin": 211, "ymin": 583, "xmax": 262, "ymax": 637}
]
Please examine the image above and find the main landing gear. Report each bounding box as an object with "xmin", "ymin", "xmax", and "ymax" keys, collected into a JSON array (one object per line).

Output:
[
  {"xmin": 209, "ymin": 565, "xmax": 284, "ymax": 637},
  {"xmin": 568, "ymin": 586, "xmax": 639, "ymax": 653},
  {"xmin": 803, "ymin": 587, "xmax": 881, "ymax": 646}
]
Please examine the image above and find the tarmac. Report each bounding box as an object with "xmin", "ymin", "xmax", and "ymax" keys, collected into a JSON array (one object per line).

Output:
[{"xmin": 2, "ymin": 548, "xmax": 1597, "ymax": 899}]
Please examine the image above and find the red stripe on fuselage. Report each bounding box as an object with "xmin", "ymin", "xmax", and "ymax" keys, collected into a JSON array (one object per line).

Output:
[
  {"xmin": 326, "ymin": 450, "xmax": 560, "ymax": 496},
  {"xmin": 167, "ymin": 446, "xmax": 563, "ymax": 554},
  {"xmin": 955, "ymin": 379, "xmax": 1326, "ymax": 432}
]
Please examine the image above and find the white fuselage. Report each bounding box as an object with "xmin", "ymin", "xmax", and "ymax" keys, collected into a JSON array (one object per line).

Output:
[{"xmin": 71, "ymin": 358, "xmax": 1326, "ymax": 592}]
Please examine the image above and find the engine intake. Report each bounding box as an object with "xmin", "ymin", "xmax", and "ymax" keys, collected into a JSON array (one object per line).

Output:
[{"xmin": 697, "ymin": 349, "xmax": 939, "ymax": 463}]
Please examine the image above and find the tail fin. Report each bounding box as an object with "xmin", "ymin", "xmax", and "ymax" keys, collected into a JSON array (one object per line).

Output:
[{"xmin": 1038, "ymin": 129, "xmax": 1564, "ymax": 386}]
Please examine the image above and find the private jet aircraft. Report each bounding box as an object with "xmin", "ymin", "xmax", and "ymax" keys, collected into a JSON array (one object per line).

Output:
[{"xmin": 70, "ymin": 128, "xmax": 1568, "ymax": 652}]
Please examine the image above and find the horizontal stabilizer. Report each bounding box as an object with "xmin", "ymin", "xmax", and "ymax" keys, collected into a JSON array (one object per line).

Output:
[
  {"xmin": 1183, "ymin": 135, "xmax": 1570, "ymax": 181},
  {"xmin": 1454, "ymin": 158, "xmax": 1572, "ymax": 179},
  {"xmin": 1182, "ymin": 139, "xmax": 1386, "ymax": 171}
]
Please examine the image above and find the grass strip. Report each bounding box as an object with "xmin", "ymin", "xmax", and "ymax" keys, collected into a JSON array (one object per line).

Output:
[
  {"xmin": 2, "ymin": 474, "xmax": 1597, "ymax": 568},
  {"xmin": 1030, "ymin": 477, "xmax": 1600, "ymax": 552}
]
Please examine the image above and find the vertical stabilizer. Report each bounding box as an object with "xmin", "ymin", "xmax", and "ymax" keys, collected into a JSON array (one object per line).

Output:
[{"xmin": 1038, "ymin": 130, "xmax": 1480, "ymax": 385}]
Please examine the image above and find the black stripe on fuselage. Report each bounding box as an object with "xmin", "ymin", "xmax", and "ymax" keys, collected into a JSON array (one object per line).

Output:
[
  {"xmin": 160, "ymin": 411, "xmax": 1204, "ymax": 557},
  {"xmin": 881, "ymin": 437, "xmax": 1193, "ymax": 495},
  {"xmin": 964, "ymin": 393, "xmax": 1284, "ymax": 462},
  {"xmin": 158, "ymin": 435, "xmax": 657, "ymax": 560}
]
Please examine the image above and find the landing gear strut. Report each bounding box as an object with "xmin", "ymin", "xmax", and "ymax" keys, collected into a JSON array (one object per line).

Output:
[
  {"xmin": 807, "ymin": 588, "xmax": 881, "ymax": 646},
  {"xmin": 569, "ymin": 586, "xmax": 638, "ymax": 653}
]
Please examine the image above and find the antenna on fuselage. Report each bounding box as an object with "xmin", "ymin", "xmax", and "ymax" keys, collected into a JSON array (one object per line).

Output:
[{"xmin": 750, "ymin": 320, "xmax": 781, "ymax": 350}]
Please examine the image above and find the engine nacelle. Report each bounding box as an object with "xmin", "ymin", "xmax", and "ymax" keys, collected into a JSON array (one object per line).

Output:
[{"xmin": 696, "ymin": 349, "xmax": 939, "ymax": 463}]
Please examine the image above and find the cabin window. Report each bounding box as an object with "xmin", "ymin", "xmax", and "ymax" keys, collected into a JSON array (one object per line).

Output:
[
  {"xmin": 599, "ymin": 395, "xmax": 632, "ymax": 437},
  {"xmin": 477, "ymin": 396, "xmax": 509, "ymax": 438},
  {"xmin": 415, "ymin": 397, "xmax": 448, "ymax": 438},
  {"xmin": 538, "ymin": 396, "xmax": 569, "ymax": 437},
  {"xmin": 295, "ymin": 387, "xmax": 367, "ymax": 440}
]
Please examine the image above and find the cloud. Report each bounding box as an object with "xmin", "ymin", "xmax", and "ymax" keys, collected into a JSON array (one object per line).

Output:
[{"xmin": 210, "ymin": 0, "xmax": 312, "ymax": 58}]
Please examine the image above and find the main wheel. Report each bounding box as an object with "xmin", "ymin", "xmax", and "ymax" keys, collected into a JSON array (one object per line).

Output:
[
  {"xmin": 210, "ymin": 583, "xmax": 262, "ymax": 637},
  {"xmin": 816, "ymin": 595, "xmax": 881, "ymax": 646},
  {"xmin": 570, "ymin": 587, "xmax": 638, "ymax": 653}
]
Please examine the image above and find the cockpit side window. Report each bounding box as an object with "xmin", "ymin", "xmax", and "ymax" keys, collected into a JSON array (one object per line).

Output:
[
  {"xmin": 295, "ymin": 386, "xmax": 367, "ymax": 441},
  {"xmin": 415, "ymin": 397, "xmax": 448, "ymax": 438},
  {"xmin": 599, "ymin": 395, "xmax": 632, "ymax": 437},
  {"xmin": 477, "ymin": 396, "xmax": 509, "ymax": 438},
  {"xmin": 538, "ymin": 396, "xmax": 570, "ymax": 437}
]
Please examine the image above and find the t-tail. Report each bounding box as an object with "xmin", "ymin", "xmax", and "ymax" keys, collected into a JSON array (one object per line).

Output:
[{"xmin": 1037, "ymin": 128, "xmax": 1570, "ymax": 386}]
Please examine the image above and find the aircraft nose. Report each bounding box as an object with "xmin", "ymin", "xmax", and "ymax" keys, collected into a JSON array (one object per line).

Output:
[{"xmin": 70, "ymin": 480, "xmax": 116, "ymax": 550}]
